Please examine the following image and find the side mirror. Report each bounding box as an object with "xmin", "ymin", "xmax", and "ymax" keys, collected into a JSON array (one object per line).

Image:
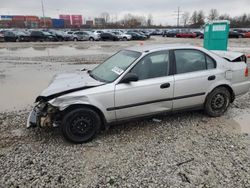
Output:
[{"xmin": 120, "ymin": 73, "xmax": 138, "ymax": 83}]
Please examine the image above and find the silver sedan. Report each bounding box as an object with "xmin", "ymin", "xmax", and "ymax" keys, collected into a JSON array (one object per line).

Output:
[{"xmin": 27, "ymin": 44, "xmax": 250, "ymax": 143}]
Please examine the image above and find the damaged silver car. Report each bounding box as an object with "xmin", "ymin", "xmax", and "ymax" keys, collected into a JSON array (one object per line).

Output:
[{"xmin": 27, "ymin": 44, "xmax": 250, "ymax": 143}]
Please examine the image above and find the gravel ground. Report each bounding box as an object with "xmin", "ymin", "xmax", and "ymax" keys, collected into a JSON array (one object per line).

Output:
[{"xmin": 1, "ymin": 37, "xmax": 250, "ymax": 187}]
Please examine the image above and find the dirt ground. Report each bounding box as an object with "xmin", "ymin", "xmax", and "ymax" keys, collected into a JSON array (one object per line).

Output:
[{"xmin": 0, "ymin": 37, "xmax": 250, "ymax": 187}]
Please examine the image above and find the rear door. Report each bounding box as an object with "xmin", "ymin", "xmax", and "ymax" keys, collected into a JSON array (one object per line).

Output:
[
  {"xmin": 114, "ymin": 50, "xmax": 174, "ymax": 120},
  {"xmin": 172, "ymin": 49, "xmax": 218, "ymax": 110}
]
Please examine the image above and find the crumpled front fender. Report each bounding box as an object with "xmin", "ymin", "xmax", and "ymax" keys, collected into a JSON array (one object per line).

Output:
[{"xmin": 49, "ymin": 95, "xmax": 91, "ymax": 111}]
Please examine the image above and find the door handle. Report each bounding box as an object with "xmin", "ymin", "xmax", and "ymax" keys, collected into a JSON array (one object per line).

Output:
[
  {"xmin": 160, "ymin": 83, "xmax": 170, "ymax": 89},
  {"xmin": 208, "ymin": 75, "xmax": 216, "ymax": 81}
]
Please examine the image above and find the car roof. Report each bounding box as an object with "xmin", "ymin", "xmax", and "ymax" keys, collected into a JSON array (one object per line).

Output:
[{"xmin": 125, "ymin": 44, "xmax": 200, "ymax": 53}]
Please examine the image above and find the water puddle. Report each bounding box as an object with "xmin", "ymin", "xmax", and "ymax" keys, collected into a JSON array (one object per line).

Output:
[
  {"xmin": 0, "ymin": 62, "xmax": 97, "ymax": 112},
  {"xmin": 0, "ymin": 45, "xmax": 111, "ymax": 57},
  {"xmin": 233, "ymin": 113, "xmax": 250, "ymax": 134}
]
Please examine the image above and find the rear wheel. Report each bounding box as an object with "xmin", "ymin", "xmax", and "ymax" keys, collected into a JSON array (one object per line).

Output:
[
  {"xmin": 62, "ymin": 108, "xmax": 101, "ymax": 143},
  {"xmin": 204, "ymin": 87, "xmax": 231, "ymax": 117}
]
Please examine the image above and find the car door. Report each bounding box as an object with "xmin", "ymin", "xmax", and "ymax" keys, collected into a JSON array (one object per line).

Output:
[
  {"xmin": 5, "ymin": 31, "xmax": 14, "ymax": 41},
  {"xmin": 114, "ymin": 50, "xmax": 174, "ymax": 120},
  {"xmin": 172, "ymin": 49, "xmax": 217, "ymax": 110},
  {"xmin": 82, "ymin": 32, "xmax": 89, "ymax": 40}
]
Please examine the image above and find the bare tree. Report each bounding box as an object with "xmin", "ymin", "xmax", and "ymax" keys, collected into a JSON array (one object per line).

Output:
[
  {"xmin": 208, "ymin": 9, "xmax": 219, "ymax": 21},
  {"xmin": 190, "ymin": 11, "xmax": 198, "ymax": 25},
  {"xmin": 182, "ymin": 12, "xmax": 190, "ymax": 26},
  {"xmin": 197, "ymin": 10, "xmax": 205, "ymax": 26}
]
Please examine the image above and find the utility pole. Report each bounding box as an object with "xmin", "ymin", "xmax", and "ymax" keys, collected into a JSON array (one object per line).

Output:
[
  {"xmin": 41, "ymin": 0, "xmax": 46, "ymax": 28},
  {"xmin": 173, "ymin": 6, "xmax": 183, "ymax": 28}
]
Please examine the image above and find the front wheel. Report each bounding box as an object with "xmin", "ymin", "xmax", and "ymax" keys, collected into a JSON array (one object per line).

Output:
[
  {"xmin": 204, "ymin": 87, "xmax": 231, "ymax": 117},
  {"xmin": 62, "ymin": 108, "xmax": 101, "ymax": 143},
  {"xmin": 89, "ymin": 37, "xmax": 94, "ymax": 41}
]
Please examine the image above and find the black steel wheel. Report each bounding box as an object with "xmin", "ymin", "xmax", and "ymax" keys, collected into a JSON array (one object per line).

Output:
[
  {"xmin": 62, "ymin": 108, "xmax": 101, "ymax": 143},
  {"xmin": 205, "ymin": 87, "xmax": 231, "ymax": 117}
]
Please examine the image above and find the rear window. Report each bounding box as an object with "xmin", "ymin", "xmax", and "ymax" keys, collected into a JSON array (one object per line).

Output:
[{"xmin": 174, "ymin": 49, "xmax": 216, "ymax": 74}]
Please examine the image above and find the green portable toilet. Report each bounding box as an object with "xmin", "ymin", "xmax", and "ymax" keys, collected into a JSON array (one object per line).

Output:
[{"xmin": 203, "ymin": 20, "xmax": 230, "ymax": 51}]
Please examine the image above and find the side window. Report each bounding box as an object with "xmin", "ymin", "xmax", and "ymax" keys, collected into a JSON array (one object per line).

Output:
[
  {"xmin": 206, "ymin": 55, "xmax": 216, "ymax": 69},
  {"xmin": 174, "ymin": 50, "xmax": 206, "ymax": 74},
  {"xmin": 130, "ymin": 51, "xmax": 169, "ymax": 80}
]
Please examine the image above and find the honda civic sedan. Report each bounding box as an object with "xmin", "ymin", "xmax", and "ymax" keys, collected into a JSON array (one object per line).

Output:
[{"xmin": 27, "ymin": 44, "xmax": 250, "ymax": 143}]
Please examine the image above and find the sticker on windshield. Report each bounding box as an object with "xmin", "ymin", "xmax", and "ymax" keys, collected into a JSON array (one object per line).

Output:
[{"xmin": 111, "ymin": 66, "xmax": 124, "ymax": 75}]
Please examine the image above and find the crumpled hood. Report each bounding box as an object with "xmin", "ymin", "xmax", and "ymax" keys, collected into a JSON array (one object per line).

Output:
[{"xmin": 39, "ymin": 71, "xmax": 103, "ymax": 98}]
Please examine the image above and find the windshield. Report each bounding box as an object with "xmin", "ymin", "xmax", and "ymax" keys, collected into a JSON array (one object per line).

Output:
[{"xmin": 90, "ymin": 50, "xmax": 141, "ymax": 82}]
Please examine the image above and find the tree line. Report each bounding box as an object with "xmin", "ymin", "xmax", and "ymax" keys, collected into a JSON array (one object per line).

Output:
[
  {"xmin": 182, "ymin": 9, "xmax": 250, "ymax": 28},
  {"xmin": 97, "ymin": 9, "xmax": 250, "ymax": 28}
]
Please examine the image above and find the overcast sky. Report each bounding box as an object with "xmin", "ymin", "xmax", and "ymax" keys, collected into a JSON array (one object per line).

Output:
[{"xmin": 0, "ymin": 0, "xmax": 249, "ymax": 25}]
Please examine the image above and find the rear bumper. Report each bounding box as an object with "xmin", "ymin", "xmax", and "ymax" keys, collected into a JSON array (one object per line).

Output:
[{"xmin": 232, "ymin": 80, "xmax": 250, "ymax": 96}]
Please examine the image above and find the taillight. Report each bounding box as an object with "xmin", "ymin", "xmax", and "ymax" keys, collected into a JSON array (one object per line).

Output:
[{"xmin": 245, "ymin": 67, "xmax": 249, "ymax": 77}]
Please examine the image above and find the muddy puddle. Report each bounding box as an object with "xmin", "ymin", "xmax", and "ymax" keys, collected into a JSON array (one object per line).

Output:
[
  {"xmin": 0, "ymin": 45, "xmax": 111, "ymax": 57},
  {"xmin": 226, "ymin": 112, "xmax": 250, "ymax": 135},
  {"xmin": 0, "ymin": 62, "xmax": 97, "ymax": 112},
  {"xmin": 233, "ymin": 113, "xmax": 250, "ymax": 134}
]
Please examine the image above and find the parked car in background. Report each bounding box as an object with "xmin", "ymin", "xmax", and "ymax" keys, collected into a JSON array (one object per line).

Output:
[
  {"xmin": 151, "ymin": 29, "xmax": 163, "ymax": 35},
  {"xmin": 112, "ymin": 31, "xmax": 132, "ymax": 41},
  {"xmin": 27, "ymin": 44, "xmax": 250, "ymax": 143},
  {"xmin": 48, "ymin": 30, "xmax": 69, "ymax": 41},
  {"xmin": 126, "ymin": 32, "xmax": 147, "ymax": 40},
  {"xmin": 138, "ymin": 31, "xmax": 150, "ymax": 39},
  {"xmin": 0, "ymin": 31, "xmax": 5, "ymax": 42},
  {"xmin": 72, "ymin": 31, "xmax": 100, "ymax": 41},
  {"xmin": 228, "ymin": 31, "xmax": 244, "ymax": 38},
  {"xmin": 233, "ymin": 29, "xmax": 247, "ymax": 35},
  {"xmin": 141, "ymin": 30, "xmax": 151, "ymax": 37},
  {"xmin": 72, "ymin": 31, "xmax": 89, "ymax": 41},
  {"xmin": 100, "ymin": 32, "xmax": 119, "ymax": 41},
  {"xmin": 244, "ymin": 31, "xmax": 250, "ymax": 38},
  {"xmin": 30, "ymin": 30, "xmax": 58, "ymax": 42},
  {"xmin": 164, "ymin": 30, "xmax": 180, "ymax": 37},
  {"xmin": 83, "ymin": 31, "xmax": 100, "ymax": 41},
  {"xmin": 176, "ymin": 32, "xmax": 196, "ymax": 38},
  {"xmin": 92, "ymin": 30, "xmax": 104, "ymax": 36},
  {"xmin": 65, "ymin": 31, "xmax": 77, "ymax": 41},
  {"xmin": 193, "ymin": 31, "xmax": 204, "ymax": 39},
  {"xmin": 162, "ymin": 30, "xmax": 169, "ymax": 37},
  {"xmin": 3, "ymin": 30, "xmax": 30, "ymax": 42}
]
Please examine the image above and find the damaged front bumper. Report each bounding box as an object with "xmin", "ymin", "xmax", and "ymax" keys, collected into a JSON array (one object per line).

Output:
[{"xmin": 27, "ymin": 102, "xmax": 60, "ymax": 128}]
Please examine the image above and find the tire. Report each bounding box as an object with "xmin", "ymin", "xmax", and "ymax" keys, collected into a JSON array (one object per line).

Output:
[
  {"xmin": 15, "ymin": 38, "xmax": 20, "ymax": 42},
  {"xmin": 204, "ymin": 87, "xmax": 231, "ymax": 117},
  {"xmin": 62, "ymin": 108, "xmax": 101, "ymax": 143},
  {"xmin": 73, "ymin": 38, "xmax": 78, "ymax": 42},
  {"xmin": 89, "ymin": 37, "xmax": 94, "ymax": 41},
  {"xmin": 123, "ymin": 37, "xmax": 127, "ymax": 41},
  {"xmin": 238, "ymin": 35, "xmax": 243, "ymax": 38}
]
